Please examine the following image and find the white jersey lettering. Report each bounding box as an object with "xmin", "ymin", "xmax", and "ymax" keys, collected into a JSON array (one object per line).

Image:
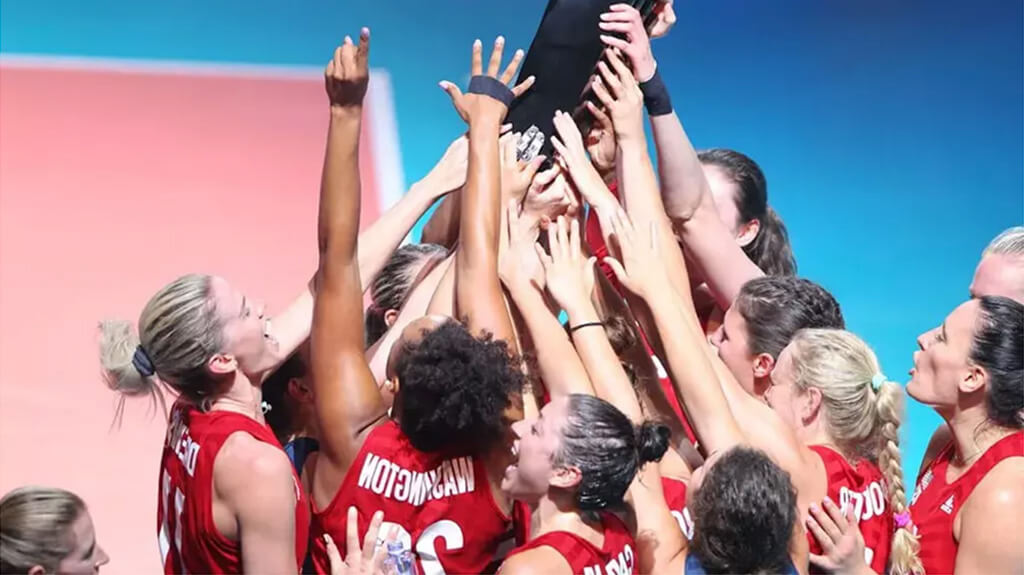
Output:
[{"xmin": 355, "ymin": 454, "xmax": 477, "ymax": 504}]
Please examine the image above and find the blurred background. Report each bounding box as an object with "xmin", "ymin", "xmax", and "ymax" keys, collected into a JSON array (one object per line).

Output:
[{"xmin": 1, "ymin": 0, "xmax": 1021, "ymax": 572}]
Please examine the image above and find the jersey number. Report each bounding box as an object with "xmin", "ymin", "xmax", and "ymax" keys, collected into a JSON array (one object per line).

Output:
[
  {"xmin": 839, "ymin": 483, "xmax": 885, "ymax": 566},
  {"xmin": 670, "ymin": 509, "xmax": 695, "ymax": 540},
  {"xmin": 159, "ymin": 470, "xmax": 185, "ymax": 570},
  {"xmin": 378, "ymin": 519, "xmax": 464, "ymax": 575}
]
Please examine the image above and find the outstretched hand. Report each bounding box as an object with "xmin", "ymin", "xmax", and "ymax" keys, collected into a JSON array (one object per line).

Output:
[
  {"xmin": 650, "ymin": 0, "xmax": 677, "ymax": 39},
  {"xmin": 591, "ymin": 48, "xmax": 645, "ymax": 142},
  {"xmin": 583, "ymin": 100, "xmax": 617, "ymax": 176},
  {"xmin": 807, "ymin": 498, "xmax": 872, "ymax": 575},
  {"xmin": 326, "ymin": 28, "xmax": 371, "ymax": 111},
  {"xmin": 325, "ymin": 507, "xmax": 387, "ymax": 575},
  {"xmin": 440, "ymin": 37, "xmax": 535, "ymax": 125},
  {"xmin": 550, "ymin": 110, "xmax": 615, "ymax": 210},
  {"xmin": 500, "ymin": 200, "xmax": 546, "ymax": 291},
  {"xmin": 603, "ymin": 209, "xmax": 667, "ymax": 298},
  {"xmin": 537, "ymin": 216, "xmax": 597, "ymax": 312},
  {"xmin": 599, "ymin": 4, "xmax": 657, "ymax": 82},
  {"xmin": 522, "ymin": 166, "xmax": 578, "ymax": 231},
  {"xmin": 502, "ymin": 131, "xmax": 547, "ymax": 203}
]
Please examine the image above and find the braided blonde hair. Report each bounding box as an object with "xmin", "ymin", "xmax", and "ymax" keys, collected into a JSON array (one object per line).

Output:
[
  {"xmin": 876, "ymin": 379, "xmax": 923, "ymax": 575},
  {"xmin": 789, "ymin": 329, "xmax": 921, "ymax": 575}
]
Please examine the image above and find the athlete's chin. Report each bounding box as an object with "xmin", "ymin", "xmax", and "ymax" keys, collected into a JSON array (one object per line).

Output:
[
  {"xmin": 500, "ymin": 465, "xmax": 518, "ymax": 493},
  {"xmin": 905, "ymin": 376, "xmax": 927, "ymax": 402}
]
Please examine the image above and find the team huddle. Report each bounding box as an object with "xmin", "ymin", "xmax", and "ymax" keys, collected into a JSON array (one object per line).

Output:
[{"xmin": 1, "ymin": 4, "xmax": 1021, "ymax": 575}]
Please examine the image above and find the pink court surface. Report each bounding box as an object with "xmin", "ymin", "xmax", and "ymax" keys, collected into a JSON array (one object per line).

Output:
[{"xmin": 0, "ymin": 57, "xmax": 402, "ymax": 572}]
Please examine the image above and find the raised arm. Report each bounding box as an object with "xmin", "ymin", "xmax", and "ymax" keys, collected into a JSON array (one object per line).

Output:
[
  {"xmin": 355, "ymin": 135, "xmax": 465, "ymax": 291},
  {"xmin": 604, "ymin": 210, "xmax": 744, "ymax": 455},
  {"xmin": 420, "ymin": 192, "xmax": 461, "ymax": 249},
  {"xmin": 552, "ymin": 54, "xmax": 686, "ymax": 361},
  {"xmin": 601, "ymin": 6, "xmax": 762, "ymax": 309},
  {"xmin": 419, "ymin": 126, "xmax": 514, "ymax": 249},
  {"xmin": 310, "ymin": 30, "xmax": 388, "ymax": 496},
  {"xmin": 260, "ymin": 138, "xmax": 464, "ymax": 377},
  {"xmin": 500, "ymin": 206, "xmax": 593, "ymax": 397},
  {"xmin": 661, "ymin": 123, "xmax": 763, "ymax": 310},
  {"xmin": 541, "ymin": 213, "xmax": 687, "ymax": 574},
  {"xmin": 440, "ymin": 37, "xmax": 533, "ymax": 341},
  {"xmin": 605, "ymin": 198, "xmax": 813, "ymax": 499},
  {"xmin": 591, "ymin": 46, "xmax": 674, "ymax": 251},
  {"xmin": 540, "ymin": 216, "xmax": 643, "ymax": 418}
]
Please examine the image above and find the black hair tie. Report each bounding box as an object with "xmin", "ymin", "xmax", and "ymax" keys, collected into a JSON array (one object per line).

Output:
[
  {"xmin": 569, "ymin": 321, "xmax": 604, "ymax": 333},
  {"xmin": 132, "ymin": 345, "xmax": 156, "ymax": 378},
  {"xmin": 468, "ymin": 75, "xmax": 514, "ymax": 107}
]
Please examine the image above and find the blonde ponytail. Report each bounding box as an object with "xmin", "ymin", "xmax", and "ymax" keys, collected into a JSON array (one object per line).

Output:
[
  {"xmin": 98, "ymin": 274, "xmax": 224, "ymax": 418},
  {"xmin": 875, "ymin": 380, "xmax": 922, "ymax": 575},
  {"xmin": 790, "ymin": 329, "xmax": 923, "ymax": 574}
]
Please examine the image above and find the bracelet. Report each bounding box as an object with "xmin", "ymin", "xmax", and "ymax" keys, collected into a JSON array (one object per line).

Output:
[
  {"xmin": 569, "ymin": 321, "xmax": 604, "ymax": 333},
  {"xmin": 639, "ymin": 70, "xmax": 673, "ymax": 117}
]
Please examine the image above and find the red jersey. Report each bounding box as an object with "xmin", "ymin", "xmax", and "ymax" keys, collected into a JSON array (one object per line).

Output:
[
  {"xmin": 309, "ymin": 419, "xmax": 511, "ymax": 575},
  {"xmin": 662, "ymin": 476, "xmax": 694, "ymax": 540},
  {"xmin": 807, "ymin": 446, "xmax": 891, "ymax": 574},
  {"xmin": 513, "ymin": 500, "xmax": 532, "ymax": 547},
  {"xmin": 506, "ymin": 512, "xmax": 636, "ymax": 575},
  {"xmin": 157, "ymin": 401, "xmax": 309, "ymax": 574},
  {"xmin": 909, "ymin": 431, "xmax": 1023, "ymax": 575}
]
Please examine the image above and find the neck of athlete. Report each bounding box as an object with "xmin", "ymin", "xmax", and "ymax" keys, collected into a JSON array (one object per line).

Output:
[
  {"xmin": 288, "ymin": 405, "xmax": 321, "ymax": 442},
  {"xmin": 531, "ymin": 491, "xmax": 598, "ymax": 538},
  {"xmin": 946, "ymin": 403, "xmax": 1014, "ymax": 468},
  {"xmin": 799, "ymin": 417, "xmax": 834, "ymax": 451},
  {"xmin": 210, "ymin": 371, "xmax": 264, "ymax": 423}
]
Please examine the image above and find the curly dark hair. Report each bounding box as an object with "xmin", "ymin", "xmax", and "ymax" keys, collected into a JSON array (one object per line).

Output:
[
  {"xmin": 691, "ymin": 446, "xmax": 798, "ymax": 574},
  {"xmin": 394, "ymin": 321, "xmax": 524, "ymax": 454},
  {"xmin": 698, "ymin": 148, "xmax": 796, "ymax": 277},
  {"xmin": 736, "ymin": 276, "xmax": 845, "ymax": 360},
  {"xmin": 971, "ymin": 296, "xmax": 1023, "ymax": 428}
]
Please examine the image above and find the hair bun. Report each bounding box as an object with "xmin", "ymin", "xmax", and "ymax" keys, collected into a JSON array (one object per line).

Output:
[{"xmin": 635, "ymin": 421, "xmax": 670, "ymax": 464}]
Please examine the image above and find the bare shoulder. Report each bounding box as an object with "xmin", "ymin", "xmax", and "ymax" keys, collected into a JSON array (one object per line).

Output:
[
  {"xmin": 955, "ymin": 457, "xmax": 1024, "ymax": 572},
  {"xmin": 966, "ymin": 456, "xmax": 1024, "ymax": 518},
  {"xmin": 214, "ymin": 431, "xmax": 293, "ymax": 498},
  {"xmin": 499, "ymin": 546, "xmax": 572, "ymax": 575}
]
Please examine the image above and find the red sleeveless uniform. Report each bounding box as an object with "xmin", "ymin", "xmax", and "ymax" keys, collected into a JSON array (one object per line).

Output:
[
  {"xmin": 806, "ymin": 446, "xmax": 891, "ymax": 574},
  {"xmin": 661, "ymin": 476, "xmax": 694, "ymax": 540},
  {"xmin": 909, "ymin": 431, "xmax": 1023, "ymax": 574},
  {"xmin": 157, "ymin": 401, "xmax": 309, "ymax": 574},
  {"xmin": 506, "ymin": 512, "xmax": 637, "ymax": 575},
  {"xmin": 585, "ymin": 207, "xmax": 698, "ymax": 445},
  {"xmin": 309, "ymin": 419, "xmax": 511, "ymax": 575}
]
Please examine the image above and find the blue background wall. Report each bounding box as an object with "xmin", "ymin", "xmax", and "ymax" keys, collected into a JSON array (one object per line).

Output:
[{"xmin": 4, "ymin": 0, "xmax": 1021, "ymax": 480}]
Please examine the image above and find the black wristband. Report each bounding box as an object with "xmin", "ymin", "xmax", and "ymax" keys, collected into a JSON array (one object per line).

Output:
[
  {"xmin": 569, "ymin": 321, "xmax": 604, "ymax": 333},
  {"xmin": 468, "ymin": 75, "xmax": 514, "ymax": 107},
  {"xmin": 639, "ymin": 70, "xmax": 673, "ymax": 117}
]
